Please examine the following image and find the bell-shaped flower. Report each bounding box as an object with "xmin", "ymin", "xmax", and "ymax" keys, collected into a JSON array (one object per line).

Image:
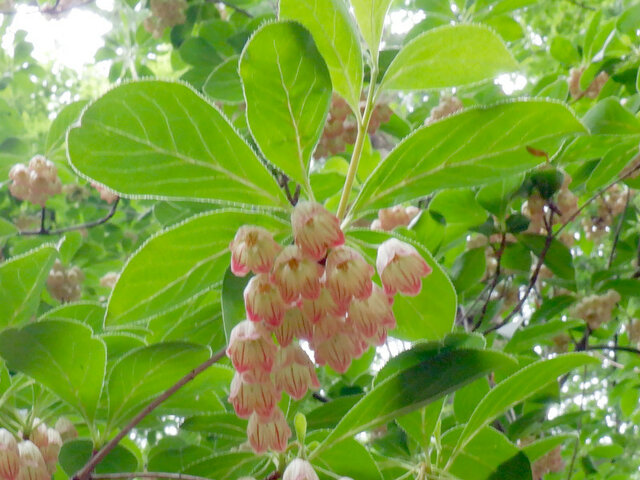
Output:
[
  {"xmin": 228, "ymin": 372, "xmax": 280, "ymax": 419},
  {"xmin": 274, "ymin": 307, "xmax": 313, "ymax": 347},
  {"xmin": 301, "ymin": 288, "xmax": 345, "ymax": 323},
  {"xmin": 244, "ymin": 274, "xmax": 287, "ymax": 328},
  {"xmin": 376, "ymin": 239, "xmax": 432, "ymax": 296},
  {"xmin": 274, "ymin": 344, "xmax": 320, "ymax": 400},
  {"xmin": 229, "ymin": 226, "xmax": 281, "ymax": 277},
  {"xmin": 283, "ymin": 459, "xmax": 319, "ymax": 480},
  {"xmin": 247, "ymin": 408, "xmax": 291, "ymax": 454},
  {"xmin": 54, "ymin": 418, "xmax": 77, "ymax": 443},
  {"xmin": 325, "ymin": 246, "xmax": 374, "ymax": 307},
  {"xmin": 39, "ymin": 429, "xmax": 62, "ymax": 475},
  {"xmin": 348, "ymin": 285, "xmax": 396, "ymax": 339},
  {"xmin": 291, "ymin": 202, "xmax": 344, "ymax": 260},
  {"xmin": 270, "ymin": 246, "xmax": 323, "ymax": 303},
  {"xmin": 227, "ymin": 320, "xmax": 278, "ymax": 375},
  {"xmin": 313, "ymin": 333, "xmax": 358, "ymax": 374},
  {"xmin": 312, "ymin": 315, "xmax": 346, "ymax": 343},
  {"xmin": 16, "ymin": 442, "xmax": 48, "ymax": 480},
  {"xmin": 0, "ymin": 429, "xmax": 19, "ymax": 480}
]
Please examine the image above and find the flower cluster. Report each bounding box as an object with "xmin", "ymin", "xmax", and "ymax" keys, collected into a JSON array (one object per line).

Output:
[
  {"xmin": 8, "ymin": 156, "xmax": 62, "ymax": 207},
  {"xmin": 143, "ymin": 0, "xmax": 187, "ymax": 38},
  {"xmin": 47, "ymin": 259, "xmax": 84, "ymax": 303},
  {"xmin": 371, "ymin": 205, "xmax": 420, "ymax": 231},
  {"xmin": 91, "ymin": 182, "xmax": 119, "ymax": 204},
  {"xmin": 522, "ymin": 174, "xmax": 577, "ymax": 236},
  {"xmin": 582, "ymin": 185, "xmax": 632, "ymax": 242},
  {"xmin": 0, "ymin": 419, "xmax": 76, "ymax": 480},
  {"xmin": 314, "ymin": 95, "xmax": 392, "ymax": 159},
  {"xmin": 425, "ymin": 96, "xmax": 463, "ymax": 124},
  {"xmin": 226, "ymin": 202, "xmax": 432, "ymax": 453},
  {"xmin": 568, "ymin": 67, "xmax": 609, "ymax": 99},
  {"xmin": 571, "ymin": 289, "xmax": 620, "ymax": 330},
  {"xmin": 531, "ymin": 446, "xmax": 565, "ymax": 480}
]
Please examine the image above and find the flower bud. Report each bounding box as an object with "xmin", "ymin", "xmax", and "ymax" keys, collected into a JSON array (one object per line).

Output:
[
  {"xmin": 273, "ymin": 307, "xmax": 313, "ymax": 347},
  {"xmin": 274, "ymin": 344, "xmax": 320, "ymax": 400},
  {"xmin": 270, "ymin": 246, "xmax": 323, "ymax": 303},
  {"xmin": 0, "ymin": 429, "xmax": 20, "ymax": 480},
  {"xmin": 228, "ymin": 372, "xmax": 280, "ymax": 419},
  {"xmin": 91, "ymin": 182, "xmax": 118, "ymax": 204},
  {"xmin": 229, "ymin": 226, "xmax": 281, "ymax": 277},
  {"xmin": 227, "ymin": 320, "xmax": 278, "ymax": 375},
  {"xmin": 325, "ymin": 246, "xmax": 374, "ymax": 307},
  {"xmin": 376, "ymin": 239, "xmax": 431, "ymax": 296},
  {"xmin": 348, "ymin": 285, "xmax": 396, "ymax": 339},
  {"xmin": 54, "ymin": 418, "xmax": 77, "ymax": 443},
  {"xmin": 246, "ymin": 408, "xmax": 291, "ymax": 454},
  {"xmin": 16, "ymin": 441, "xmax": 48, "ymax": 480},
  {"xmin": 291, "ymin": 202, "xmax": 345, "ymax": 260},
  {"xmin": 283, "ymin": 459, "xmax": 319, "ymax": 480},
  {"xmin": 244, "ymin": 274, "xmax": 287, "ymax": 328}
]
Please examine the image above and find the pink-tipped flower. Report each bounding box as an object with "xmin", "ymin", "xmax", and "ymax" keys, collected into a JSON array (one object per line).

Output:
[
  {"xmin": 244, "ymin": 274, "xmax": 287, "ymax": 328},
  {"xmin": 274, "ymin": 307, "xmax": 314, "ymax": 346},
  {"xmin": 368, "ymin": 325, "xmax": 388, "ymax": 347},
  {"xmin": 271, "ymin": 246, "xmax": 324, "ymax": 303},
  {"xmin": 313, "ymin": 333, "xmax": 358, "ymax": 374},
  {"xmin": 227, "ymin": 320, "xmax": 278, "ymax": 375},
  {"xmin": 376, "ymin": 239, "xmax": 431, "ymax": 296},
  {"xmin": 54, "ymin": 418, "xmax": 77, "ymax": 443},
  {"xmin": 0, "ymin": 429, "xmax": 20, "ymax": 480},
  {"xmin": 348, "ymin": 285, "xmax": 396, "ymax": 339},
  {"xmin": 228, "ymin": 372, "xmax": 280, "ymax": 419},
  {"xmin": 274, "ymin": 344, "xmax": 320, "ymax": 400},
  {"xmin": 325, "ymin": 246, "xmax": 374, "ymax": 307},
  {"xmin": 229, "ymin": 226, "xmax": 281, "ymax": 277},
  {"xmin": 16, "ymin": 441, "xmax": 48, "ymax": 480},
  {"xmin": 313, "ymin": 314, "xmax": 347, "ymax": 343},
  {"xmin": 247, "ymin": 408, "xmax": 291, "ymax": 454},
  {"xmin": 283, "ymin": 459, "xmax": 320, "ymax": 480},
  {"xmin": 291, "ymin": 202, "xmax": 345, "ymax": 260},
  {"xmin": 39, "ymin": 429, "xmax": 62, "ymax": 475},
  {"xmin": 301, "ymin": 288, "xmax": 346, "ymax": 323}
]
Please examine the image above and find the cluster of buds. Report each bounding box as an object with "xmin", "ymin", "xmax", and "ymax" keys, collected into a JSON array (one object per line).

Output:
[
  {"xmin": 226, "ymin": 202, "xmax": 432, "ymax": 453},
  {"xmin": 628, "ymin": 321, "xmax": 640, "ymax": 344},
  {"xmin": 143, "ymin": 0, "xmax": 187, "ymax": 38},
  {"xmin": 47, "ymin": 260, "xmax": 84, "ymax": 303},
  {"xmin": 314, "ymin": 95, "xmax": 392, "ymax": 159},
  {"xmin": 91, "ymin": 182, "xmax": 118, "ymax": 204},
  {"xmin": 522, "ymin": 174, "xmax": 577, "ymax": 235},
  {"xmin": 99, "ymin": 272, "xmax": 120, "ymax": 289},
  {"xmin": 551, "ymin": 333, "xmax": 571, "ymax": 354},
  {"xmin": 370, "ymin": 205, "xmax": 420, "ymax": 231},
  {"xmin": 583, "ymin": 185, "xmax": 632, "ymax": 242},
  {"xmin": 571, "ymin": 289, "xmax": 620, "ymax": 330},
  {"xmin": 568, "ymin": 67, "xmax": 609, "ymax": 99},
  {"xmin": 62, "ymin": 184, "xmax": 90, "ymax": 203},
  {"xmin": 8, "ymin": 156, "xmax": 62, "ymax": 207},
  {"xmin": 0, "ymin": 419, "xmax": 75, "ymax": 480},
  {"xmin": 425, "ymin": 96, "xmax": 463, "ymax": 125},
  {"xmin": 531, "ymin": 446, "xmax": 565, "ymax": 480}
]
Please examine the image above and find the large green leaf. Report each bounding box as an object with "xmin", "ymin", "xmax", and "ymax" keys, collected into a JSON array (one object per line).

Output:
[
  {"xmin": 45, "ymin": 100, "xmax": 88, "ymax": 157},
  {"xmin": 0, "ymin": 320, "xmax": 106, "ymax": 423},
  {"xmin": 0, "ymin": 245, "xmax": 57, "ymax": 329},
  {"xmin": 186, "ymin": 452, "xmax": 264, "ymax": 479},
  {"xmin": 351, "ymin": 0, "xmax": 393, "ymax": 61},
  {"xmin": 105, "ymin": 210, "xmax": 288, "ymax": 327},
  {"xmin": 67, "ymin": 81, "xmax": 286, "ymax": 208},
  {"xmin": 349, "ymin": 100, "xmax": 586, "ymax": 216},
  {"xmin": 314, "ymin": 438, "xmax": 383, "ymax": 480},
  {"xmin": 59, "ymin": 439, "xmax": 138, "ymax": 475},
  {"xmin": 311, "ymin": 348, "xmax": 513, "ymax": 456},
  {"xmin": 380, "ymin": 24, "xmax": 517, "ymax": 91},
  {"xmin": 449, "ymin": 353, "xmax": 599, "ymax": 466},
  {"xmin": 518, "ymin": 233, "xmax": 575, "ymax": 284},
  {"xmin": 39, "ymin": 301, "xmax": 106, "ymax": 332},
  {"xmin": 106, "ymin": 342, "xmax": 210, "ymax": 429},
  {"xmin": 279, "ymin": 0, "xmax": 363, "ymax": 112},
  {"xmin": 347, "ymin": 230, "xmax": 457, "ymax": 341},
  {"xmin": 240, "ymin": 21, "xmax": 331, "ymax": 190}
]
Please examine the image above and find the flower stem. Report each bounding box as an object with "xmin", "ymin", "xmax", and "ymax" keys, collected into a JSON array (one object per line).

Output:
[{"xmin": 336, "ymin": 68, "xmax": 378, "ymax": 222}]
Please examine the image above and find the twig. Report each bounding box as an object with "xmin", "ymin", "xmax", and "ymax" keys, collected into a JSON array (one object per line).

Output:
[
  {"xmin": 92, "ymin": 474, "xmax": 213, "ymax": 480},
  {"xmin": 20, "ymin": 198, "xmax": 120, "ymax": 236},
  {"xmin": 472, "ymin": 234, "xmax": 507, "ymax": 331},
  {"xmin": 607, "ymin": 189, "xmax": 630, "ymax": 269},
  {"xmin": 586, "ymin": 345, "xmax": 640, "ymax": 356},
  {"xmin": 566, "ymin": 366, "xmax": 588, "ymax": 480},
  {"xmin": 73, "ymin": 348, "xmax": 226, "ymax": 480},
  {"xmin": 40, "ymin": 207, "xmax": 47, "ymax": 234},
  {"xmin": 215, "ymin": 0, "xmax": 253, "ymax": 17}
]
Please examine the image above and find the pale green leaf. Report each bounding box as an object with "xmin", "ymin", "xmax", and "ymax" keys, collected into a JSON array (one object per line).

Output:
[
  {"xmin": 203, "ymin": 56, "xmax": 244, "ymax": 104},
  {"xmin": 240, "ymin": 21, "xmax": 331, "ymax": 190},
  {"xmin": 279, "ymin": 0, "xmax": 364, "ymax": 112},
  {"xmin": 381, "ymin": 24, "xmax": 517, "ymax": 91},
  {"xmin": 68, "ymin": 81, "xmax": 286, "ymax": 208},
  {"xmin": 351, "ymin": 0, "xmax": 393, "ymax": 61}
]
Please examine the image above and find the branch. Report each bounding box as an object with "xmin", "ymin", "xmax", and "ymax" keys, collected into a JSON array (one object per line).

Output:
[
  {"xmin": 92, "ymin": 474, "xmax": 213, "ymax": 480},
  {"xmin": 73, "ymin": 347, "xmax": 226, "ymax": 480},
  {"xmin": 472, "ymin": 234, "xmax": 507, "ymax": 331},
  {"xmin": 586, "ymin": 345, "xmax": 640, "ymax": 356},
  {"xmin": 212, "ymin": 0, "xmax": 253, "ymax": 17},
  {"xmin": 20, "ymin": 198, "xmax": 120, "ymax": 236},
  {"xmin": 607, "ymin": 189, "xmax": 630, "ymax": 269}
]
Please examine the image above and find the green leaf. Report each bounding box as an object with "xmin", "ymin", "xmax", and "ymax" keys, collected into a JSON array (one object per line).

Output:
[
  {"xmin": 314, "ymin": 438, "xmax": 383, "ymax": 480},
  {"xmin": 0, "ymin": 320, "xmax": 106, "ymax": 423},
  {"xmin": 45, "ymin": 100, "xmax": 88, "ymax": 157},
  {"xmin": 349, "ymin": 100, "xmax": 586, "ymax": 216},
  {"xmin": 582, "ymin": 98, "xmax": 640, "ymax": 136},
  {"xmin": 476, "ymin": 175, "xmax": 524, "ymax": 219},
  {"xmin": 68, "ymin": 81, "xmax": 286, "ymax": 208},
  {"xmin": 549, "ymin": 36, "xmax": 581, "ymax": 65},
  {"xmin": 451, "ymin": 248, "xmax": 486, "ymax": 294},
  {"xmin": 59, "ymin": 439, "xmax": 138, "ymax": 475},
  {"xmin": 518, "ymin": 234, "xmax": 575, "ymax": 283},
  {"xmin": 106, "ymin": 342, "xmax": 210, "ymax": 429},
  {"xmin": 586, "ymin": 139, "xmax": 640, "ymax": 192},
  {"xmin": 311, "ymin": 348, "xmax": 513, "ymax": 456},
  {"xmin": 186, "ymin": 452, "xmax": 264, "ymax": 479},
  {"xmin": 488, "ymin": 452, "xmax": 532, "ymax": 480},
  {"xmin": 39, "ymin": 301, "xmax": 105, "ymax": 332},
  {"xmin": 221, "ymin": 268, "xmax": 249, "ymax": 343},
  {"xmin": 105, "ymin": 210, "xmax": 288, "ymax": 327},
  {"xmin": 148, "ymin": 441, "xmax": 213, "ymax": 473},
  {"xmin": 306, "ymin": 394, "xmax": 364, "ymax": 430},
  {"xmin": 0, "ymin": 218, "xmax": 17, "ymax": 246},
  {"xmin": 347, "ymin": 230, "xmax": 457, "ymax": 342},
  {"xmin": 521, "ymin": 435, "xmax": 574, "ymax": 463},
  {"xmin": 279, "ymin": 0, "xmax": 363, "ymax": 112},
  {"xmin": 0, "ymin": 245, "xmax": 57, "ymax": 329},
  {"xmin": 504, "ymin": 319, "xmax": 582, "ymax": 354},
  {"xmin": 203, "ymin": 56, "xmax": 244, "ymax": 103},
  {"xmin": 453, "ymin": 378, "xmax": 490, "ymax": 423},
  {"xmin": 449, "ymin": 353, "xmax": 599, "ymax": 465},
  {"xmin": 240, "ymin": 21, "xmax": 331, "ymax": 190},
  {"xmin": 380, "ymin": 24, "xmax": 517, "ymax": 91},
  {"xmin": 181, "ymin": 413, "xmax": 246, "ymax": 440},
  {"xmin": 350, "ymin": 0, "xmax": 393, "ymax": 62}
]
